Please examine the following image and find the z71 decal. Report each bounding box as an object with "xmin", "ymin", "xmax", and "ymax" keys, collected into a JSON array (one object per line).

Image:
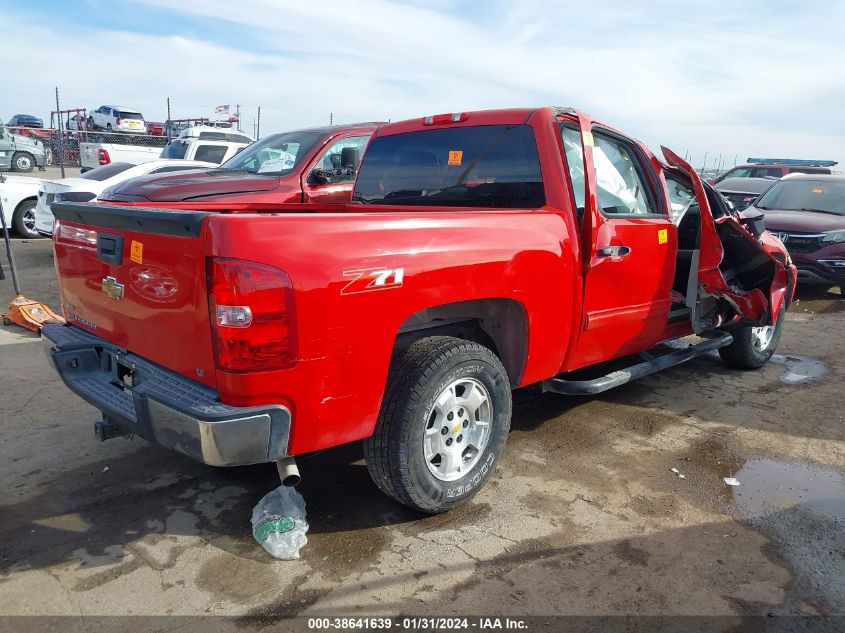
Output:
[{"xmin": 341, "ymin": 267, "xmax": 405, "ymax": 295}]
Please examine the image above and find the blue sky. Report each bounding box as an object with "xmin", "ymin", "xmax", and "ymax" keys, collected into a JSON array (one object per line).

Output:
[{"xmin": 4, "ymin": 0, "xmax": 843, "ymax": 169}]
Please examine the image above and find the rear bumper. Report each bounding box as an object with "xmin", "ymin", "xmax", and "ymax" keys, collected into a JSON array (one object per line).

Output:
[{"xmin": 41, "ymin": 323, "xmax": 291, "ymax": 466}]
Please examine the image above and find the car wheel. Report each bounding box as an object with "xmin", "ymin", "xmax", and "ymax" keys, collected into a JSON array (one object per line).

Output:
[
  {"xmin": 106, "ymin": 123, "xmax": 113, "ymax": 132},
  {"xmin": 718, "ymin": 309, "xmax": 784, "ymax": 369},
  {"xmin": 13, "ymin": 200, "xmax": 40, "ymax": 239},
  {"xmin": 11, "ymin": 152, "xmax": 34, "ymax": 173},
  {"xmin": 364, "ymin": 336, "xmax": 512, "ymax": 514}
]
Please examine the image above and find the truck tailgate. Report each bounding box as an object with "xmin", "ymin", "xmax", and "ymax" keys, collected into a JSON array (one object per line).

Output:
[{"xmin": 51, "ymin": 202, "xmax": 217, "ymax": 388}]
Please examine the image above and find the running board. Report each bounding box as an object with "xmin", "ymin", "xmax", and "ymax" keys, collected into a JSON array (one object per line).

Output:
[{"xmin": 543, "ymin": 332, "xmax": 733, "ymax": 396}]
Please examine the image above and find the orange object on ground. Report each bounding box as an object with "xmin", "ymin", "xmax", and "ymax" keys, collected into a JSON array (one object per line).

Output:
[{"xmin": 2, "ymin": 294, "xmax": 65, "ymax": 333}]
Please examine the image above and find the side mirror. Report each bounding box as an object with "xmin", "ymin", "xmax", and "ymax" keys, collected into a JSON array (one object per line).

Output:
[
  {"xmin": 739, "ymin": 208, "xmax": 765, "ymax": 238},
  {"xmin": 309, "ymin": 168, "xmax": 330, "ymax": 185}
]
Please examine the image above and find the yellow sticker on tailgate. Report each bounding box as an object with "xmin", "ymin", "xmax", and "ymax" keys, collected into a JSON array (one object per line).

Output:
[
  {"xmin": 130, "ymin": 240, "xmax": 143, "ymax": 264},
  {"xmin": 658, "ymin": 228, "xmax": 668, "ymax": 245},
  {"xmin": 448, "ymin": 150, "xmax": 463, "ymax": 166}
]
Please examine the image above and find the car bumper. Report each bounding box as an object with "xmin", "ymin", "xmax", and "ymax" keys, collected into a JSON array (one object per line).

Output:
[
  {"xmin": 41, "ymin": 323, "xmax": 291, "ymax": 466},
  {"xmin": 795, "ymin": 263, "xmax": 845, "ymax": 286},
  {"xmin": 34, "ymin": 199, "xmax": 53, "ymax": 236}
]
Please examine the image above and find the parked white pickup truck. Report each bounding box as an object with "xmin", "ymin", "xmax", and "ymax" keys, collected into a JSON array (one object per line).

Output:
[
  {"xmin": 80, "ymin": 126, "xmax": 253, "ymax": 172},
  {"xmin": 79, "ymin": 142, "xmax": 160, "ymax": 172}
]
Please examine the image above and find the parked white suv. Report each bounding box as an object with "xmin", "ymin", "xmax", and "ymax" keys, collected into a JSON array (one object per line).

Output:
[{"xmin": 88, "ymin": 106, "xmax": 146, "ymax": 134}]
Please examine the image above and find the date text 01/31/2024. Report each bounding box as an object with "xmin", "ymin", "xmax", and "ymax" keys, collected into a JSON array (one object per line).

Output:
[{"xmin": 306, "ymin": 617, "xmax": 529, "ymax": 630}]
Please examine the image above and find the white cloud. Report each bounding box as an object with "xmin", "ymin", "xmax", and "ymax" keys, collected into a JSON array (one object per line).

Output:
[{"xmin": 2, "ymin": 0, "xmax": 843, "ymax": 167}]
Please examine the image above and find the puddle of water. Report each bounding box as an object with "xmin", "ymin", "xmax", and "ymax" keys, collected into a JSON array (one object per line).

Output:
[
  {"xmin": 769, "ymin": 354, "xmax": 827, "ymax": 385},
  {"xmin": 728, "ymin": 458, "xmax": 845, "ymax": 522}
]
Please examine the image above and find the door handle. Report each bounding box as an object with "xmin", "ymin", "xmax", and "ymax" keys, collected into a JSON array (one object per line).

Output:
[{"xmin": 597, "ymin": 245, "xmax": 632, "ymax": 258}]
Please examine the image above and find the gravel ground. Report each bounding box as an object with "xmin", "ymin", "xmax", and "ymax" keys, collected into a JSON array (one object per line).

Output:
[{"xmin": 0, "ymin": 240, "xmax": 842, "ymax": 629}]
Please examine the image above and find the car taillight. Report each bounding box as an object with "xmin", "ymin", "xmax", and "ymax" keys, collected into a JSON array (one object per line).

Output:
[
  {"xmin": 207, "ymin": 258, "xmax": 296, "ymax": 371},
  {"xmin": 115, "ymin": 117, "xmax": 122, "ymax": 125},
  {"xmin": 98, "ymin": 148, "xmax": 110, "ymax": 165}
]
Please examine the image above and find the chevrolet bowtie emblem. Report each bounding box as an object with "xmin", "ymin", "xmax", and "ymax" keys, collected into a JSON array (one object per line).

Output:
[{"xmin": 101, "ymin": 276, "xmax": 125, "ymax": 301}]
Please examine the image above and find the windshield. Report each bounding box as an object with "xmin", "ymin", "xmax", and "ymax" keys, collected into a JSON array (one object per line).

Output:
[
  {"xmin": 219, "ymin": 131, "xmax": 323, "ymax": 175},
  {"xmin": 755, "ymin": 179, "xmax": 845, "ymax": 215},
  {"xmin": 353, "ymin": 124, "xmax": 545, "ymax": 208}
]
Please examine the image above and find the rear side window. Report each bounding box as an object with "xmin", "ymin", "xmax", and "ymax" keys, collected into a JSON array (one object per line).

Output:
[
  {"xmin": 161, "ymin": 140, "xmax": 188, "ymax": 159},
  {"xmin": 354, "ymin": 124, "xmax": 545, "ymax": 208},
  {"xmin": 194, "ymin": 144, "xmax": 228, "ymax": 164},
  {"xmin": 80, "ymin": 163, "xmax": 134, "ymax": 180},
  {"xmin": 750, "ymin": 167, "xmax": 782, "ymax": 178}
]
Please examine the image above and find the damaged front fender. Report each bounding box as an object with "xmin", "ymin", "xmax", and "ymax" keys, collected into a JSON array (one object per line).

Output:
[{"xmin": 661, "ymin": 147, "xmax": 794, "ymax": 328}]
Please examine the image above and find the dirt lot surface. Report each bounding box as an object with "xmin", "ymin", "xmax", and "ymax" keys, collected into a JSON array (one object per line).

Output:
[
  {"xmin": 1, "ymin": 165, "xmax": 82, "ymax": 181},
  {"xmin": 1, "ymin": 240, "xmax": 843, "ymax": 628}
]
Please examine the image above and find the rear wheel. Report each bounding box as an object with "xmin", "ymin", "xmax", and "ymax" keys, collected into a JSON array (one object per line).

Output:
[
  {"xmin": 718, "ymin": 309, "xmax": 784, "ymax": 369},
  {"xmin": 364, "ymin": 336, "xmax": 512, "ymax": 514},
  {"xmin": 13, "ymin": 199, "xmax": 39, "ymax": 239},
  {"xmin": 11, "ymin": 152, "xmax": 34, "ymax": 173}
]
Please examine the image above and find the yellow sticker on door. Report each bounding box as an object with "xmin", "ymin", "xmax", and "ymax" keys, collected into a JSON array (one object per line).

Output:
[
  {"xmin": 130, "ymin": 240, "xmax": 143, "ymax": 264},
  {"xmin": 448, "ymin": 150, "xmax": 463, "ymax": 166},
  {"xmin": 658, "ymin": 229, "xmax": 668, "ymax": 245}
]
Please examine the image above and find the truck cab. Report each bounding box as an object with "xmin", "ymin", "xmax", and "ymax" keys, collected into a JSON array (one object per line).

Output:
[
  {"xmin": 0, "ymin": 123, "xmax": 47, "ymax": 173},
  {"xmin": 98, "ymin": 122, "xmax": 382, "ymax": 205}
]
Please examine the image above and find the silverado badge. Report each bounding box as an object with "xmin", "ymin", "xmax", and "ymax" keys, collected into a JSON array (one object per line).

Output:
[{"xmin": 101, "ymin": 276, "xmax": 125, "ymax": 301}]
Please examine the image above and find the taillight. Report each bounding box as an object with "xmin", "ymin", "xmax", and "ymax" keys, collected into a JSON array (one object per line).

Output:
[
  {"xmin": 207, "ymin": 258, "xmax": 296, "ymax": 371},
  {"xmin": 98, "ymin": 148, "xmax": 110, "ymax": 165},
  {"xmin": 115, "ymin": 117, "xmax": 122, "ymax": 125},
  {"xmin": 423, "ymin": 112, "xmax": 470, "ymax": 125}
]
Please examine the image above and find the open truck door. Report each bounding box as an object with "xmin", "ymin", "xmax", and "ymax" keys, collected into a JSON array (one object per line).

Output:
[{"xmin": 661, "ymin": 147, "xmax": 792, "ymax": 332}]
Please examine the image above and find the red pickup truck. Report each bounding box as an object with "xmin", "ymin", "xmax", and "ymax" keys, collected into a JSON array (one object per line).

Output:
[
  {"xmin": 100, "ymin": 122, "xmax": 381, "ymax": 205},
  {"xmin": 44, "ymin": 107, "xmax": 794, "ymax": 514}
]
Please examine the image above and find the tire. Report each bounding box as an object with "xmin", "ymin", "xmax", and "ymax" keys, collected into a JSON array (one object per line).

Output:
[
  {"xmin": 87, "ymin": 116, "xmax": 95, "ymax": 130},
  {"xmin": 106, "ymin": 123, "xmax": 113, "ymax": 133},
  {"xmin": 364, "ymin": 336, "xmax": 512, "ymax": 514},
  {"xmin": 13, "ymin": 199, "xmax": 39, "ymax": 239},
  {"xmin": 11, "ymin": 152, "xmax": 34, "ymax": 173},
  {"xmin": 718, "ymin": 309, "xmax": 785, "ymax": 369}
]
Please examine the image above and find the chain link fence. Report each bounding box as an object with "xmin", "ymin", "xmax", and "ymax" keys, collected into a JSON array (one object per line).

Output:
[{"xmin": 7, "ymin": 126, "xmax": 168, "ymax": 170}]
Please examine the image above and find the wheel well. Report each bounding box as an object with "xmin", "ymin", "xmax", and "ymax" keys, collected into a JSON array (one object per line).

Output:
[
  {"xmin": 396, "ymin": 299, "xmax": 528, "ymax": 386},
  {"xmin": 14, "ymin": 197, "xmax": 36, "ymax": 214}
]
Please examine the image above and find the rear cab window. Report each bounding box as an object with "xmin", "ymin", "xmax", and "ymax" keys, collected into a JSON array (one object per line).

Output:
[
  {"xmin": 194, "ymin": 144, "xmax": 229, "ymax": 164},
  {"xmin": 354, "ymin": 124, "xmax": 545, "ymax": 208},
  {"xmin": 80, "ymin": 163, "xmax": 135, "ymax": 180}
]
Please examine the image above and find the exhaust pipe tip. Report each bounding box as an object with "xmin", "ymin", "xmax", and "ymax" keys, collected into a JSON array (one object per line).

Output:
[{"xmin": 275, "ymin": 456, "xmax": 301, "ymax": 487}]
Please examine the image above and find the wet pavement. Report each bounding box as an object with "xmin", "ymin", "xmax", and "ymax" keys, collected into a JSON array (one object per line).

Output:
[{"xmin": 1, "ymin": 240, "xmax": 844, "ymax": 625}]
